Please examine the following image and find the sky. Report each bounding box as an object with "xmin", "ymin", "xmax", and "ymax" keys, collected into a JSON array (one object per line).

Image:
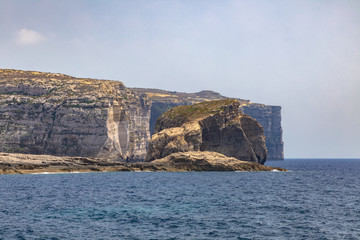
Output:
[{"xmin": 1, "ymin": 0, "xmax": 359, "ymax": 158}]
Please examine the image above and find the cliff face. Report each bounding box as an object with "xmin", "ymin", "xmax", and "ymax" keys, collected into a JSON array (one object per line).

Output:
[
  {"xmin": 131, "ymin": 89, "xmax": 248, "ymax": 136},
  {"xmin": 148, "ymin": 151, "xmax": 285, "ymax": 171},
  {"xmin": 240, "ymin": 104, "xmax": 284, "ymax": 160},
  {"xmin": 132, "ymin": 88, "xmax": 284, "ymax": 160},
  {"xmin": 0, "ymin": 151, "xmax": 286, "ymax": 174},
  {"xmin": 147, "ymin": 99, "xmax": 267, "ymax": 164},
  {"xmin": 0, "ymin": 69, "xmax": 150, "ymax": 160},
  {"xmin": 0, "ymin": 69, "xmax": 283, "ymax": 161}
]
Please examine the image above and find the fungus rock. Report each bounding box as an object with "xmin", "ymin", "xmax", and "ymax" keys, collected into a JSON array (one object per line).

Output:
[{"xmin": 146, "ymin": 99, "xmax": 267, "ymax": 164}]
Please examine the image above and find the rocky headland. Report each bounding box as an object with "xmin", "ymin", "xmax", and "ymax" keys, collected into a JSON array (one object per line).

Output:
[
  {"xmin": 133, "ymin": 88, "xmax": 284, "ymax": 160},
  {"xmin": 147, "ymin": 99, "xmax": 267, "ymax": 164},
  {"xmin": 0, "ymin": 69, "xmax": 150, "ymax": 161},
  {"xmin": 0, "ymin": 69, "xmax": 286, "ymax": 173},
  {"xmin": 149, "ymin": 151, "xmax": 283, "ymax": 171}
]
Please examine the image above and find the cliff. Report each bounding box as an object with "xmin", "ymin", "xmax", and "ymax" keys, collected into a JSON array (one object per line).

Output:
[
  {"xmin": 0, "ymin": 69, "xmax": 150, "ymax": 160},
  {"xmin": 147, "ymin": 99, "xmax": 267, "ymax": 164},
  {"xmin": 240, "ymin": 104, "xmax": 284, "ymax": 159},
  {"xmin": 132, "ymin": 88, "xmax": 284, "ymax": 160},
  {"xmin": 0, "ymin": 69, "xmax": 284, "ymax": 162},
  {"xmin": 131, "ymin": 88, "xmax": 248, "ymax": 135}
]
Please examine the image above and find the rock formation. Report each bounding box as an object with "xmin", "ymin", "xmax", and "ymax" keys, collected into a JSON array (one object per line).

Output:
[
  {"xmin": 0, "ymin": 151, "xmax": 286, "ymax": 174},
  {"xmin": 132, "ymin": 88, "xmax": 284, "ymax": 160},
  {"xmin": 240, "ymin": 104, "xmax": 284, "ymax": 159},
  {"xmin": 146, "ymin": 151, "xmax": 284, "ymax": 171},
  {"xmin": 0, "ymin": 69, "xmax": 283, "ymax": 163},
  {"xmin": 146, "ymin": 99, "xmax": 267, "ymax": 164},
  {"xmin": 0, "ymin": 69, "xmax": 150, "ymax": 160}
]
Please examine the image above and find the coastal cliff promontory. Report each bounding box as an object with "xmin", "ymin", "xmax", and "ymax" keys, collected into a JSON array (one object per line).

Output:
[
  {"xmin": 133, "ymin": 88, "xmax": 284, "ymax": 160},
  {"xmin": 0, "ymin": 69, "xmax": 286, "ymax": 173},
  {"xmin": 0, "ymin": 69, "xmax": 283, "ymax": 164},
  {"xmin": 146, "ymin": 99, "xmax": 267, "ymax": 164},
  {"xmin": 0, "ymin": 69, "xmax": 150, "ymax": 160}
]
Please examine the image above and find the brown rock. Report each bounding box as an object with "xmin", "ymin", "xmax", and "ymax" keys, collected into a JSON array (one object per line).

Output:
[
  {"xmin": 148, "ymin": 151, "xmax": 285, "ymax": 171},
  {"xmin": 132, "ymin": 88, "xmax": 284, "ymax": 160},
  {"xmin": 146, "ymin": 99, "xmax": 268, "ymax": 164}
]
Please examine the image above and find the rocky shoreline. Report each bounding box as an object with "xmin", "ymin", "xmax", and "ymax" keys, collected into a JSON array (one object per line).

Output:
[
  {"xmin": 0, "ymin": 70, "xmax": 286, "ymax": 174},
  {"xmin": 0, "ymin": 152, "xmax": 286, "ymax": 174},
  {"xmin": 0, "ymin": 69, "xmax": 283, "ymax": 161}
]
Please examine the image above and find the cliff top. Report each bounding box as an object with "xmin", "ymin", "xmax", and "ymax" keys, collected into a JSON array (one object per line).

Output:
[
  {"xmin": 0, "ymin": 69, "xmax": 126, "ymax": 98},
  {"xmin": 161, "ymin": 98, "xmax": 239, "ymax": 120},
  {"xmin": 131, "ymin": 87, "xmax": 250, "ymax": 105},
  {"xmin": 0, "ymin": 69, "xmax": 281, "ymax": 110},
  {"xmin": 154, "ymin": 99, "xmax": 241, "ymax": 133},
  {"xmin": 0, "ymin": 151, "xmax": 286, "ymax": 174}
]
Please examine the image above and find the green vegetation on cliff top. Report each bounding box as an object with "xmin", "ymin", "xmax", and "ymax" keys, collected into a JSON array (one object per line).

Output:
[{"xmin": 159, "ymin": 99, "xmax": 239, "ymax": 122}]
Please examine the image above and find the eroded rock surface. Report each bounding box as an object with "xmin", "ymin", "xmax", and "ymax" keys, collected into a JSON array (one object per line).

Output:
[
  {"xmin": 240, "ymin": 104, "xmax": 284, "ymax": 159},
  {"xmin": 149, "ymin": 151, "xmax": 284, "ymax": 171},
  {"xmin": 132, "ymin": 88, "xmax": 284, "ymax": 160},
  {"xmin": 0, "ymin": 68, "xmax": 283, "ymax": 164},
  {"xmin": 146, "ymin": 99, "xmax": 267, "ymax": 164},
  {"xmin": 0, "ymin": 69, "xmax": 150, "ymax": 160},
  {"xmin": 0, "ymin": 152, "xmax": 285, "ymax": 174}
]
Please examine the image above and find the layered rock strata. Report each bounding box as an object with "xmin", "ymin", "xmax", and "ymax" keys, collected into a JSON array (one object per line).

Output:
[
  {"xmin": 240, "ymin": 104, "xmax": 284, "ymax": 159},
  {"xmin": 132, "ymin": 88, "xmax": 284, "ymax": 160},
  {"xmin": 0, "ymin": 152, "xmax": 130, "ymax": 174},
  {"xmin": 146, "ymin": 99, "xmax": 267, "ymax": 164},
  {"xmin": 0, "ymin": 69, "xmax": 283, "ymax": 162},
  {"xmin": 0, "ymin": 152, "xmax": 285, "ymax": 174},
  {"xmin": 0, "ymin": 69, "xmax": 150, "ymax": 160},
  {"xmin": 130, "ymin": 89, "xmax": 249, "ymax": 135}
]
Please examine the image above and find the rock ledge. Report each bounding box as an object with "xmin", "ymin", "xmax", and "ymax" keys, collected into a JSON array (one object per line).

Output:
[
  {"xmin": 148, "ymin": 151, "xmax": 285, "ymax": 171},
  {"xmin": 0, "ymin": 152, "xmax": 286, "ymax": 174}
]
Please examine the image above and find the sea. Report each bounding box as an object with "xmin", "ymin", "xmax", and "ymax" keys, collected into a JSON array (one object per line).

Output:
[{"xmin": 0, "ymin": 159, "xmax": 359, "ymax": 240}]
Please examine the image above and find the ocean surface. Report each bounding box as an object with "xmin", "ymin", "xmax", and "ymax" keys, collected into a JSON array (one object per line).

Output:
[{"xmin": 1, "ymin": 159, "xmax": 360, "ymax": 240}]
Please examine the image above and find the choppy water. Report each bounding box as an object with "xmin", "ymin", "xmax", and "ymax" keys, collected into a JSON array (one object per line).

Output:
[{"xmin": 1, "ymin": 159, "xmax": 360, "ymax": 239}]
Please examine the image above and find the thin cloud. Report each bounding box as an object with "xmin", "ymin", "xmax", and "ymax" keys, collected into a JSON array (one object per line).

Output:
[{"xmin": 15, "ymin": 28, "xmax": 45, "ymax": 45}]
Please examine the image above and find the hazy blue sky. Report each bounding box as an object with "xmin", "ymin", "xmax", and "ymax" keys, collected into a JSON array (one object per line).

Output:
[{"xmin": 1, "ymin": 0, "xmax": 359, "ymax": 158}]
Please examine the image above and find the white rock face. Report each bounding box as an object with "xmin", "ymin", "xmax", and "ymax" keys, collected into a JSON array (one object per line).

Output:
[{"xmin": 0, "ymin": 69, "xmax": 150, "ymax": 161}]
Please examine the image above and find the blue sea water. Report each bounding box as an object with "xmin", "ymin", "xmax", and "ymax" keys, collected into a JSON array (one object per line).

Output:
[{"xmin": 0, "ymin": 159, "xmax": 360, "ymax": 240}]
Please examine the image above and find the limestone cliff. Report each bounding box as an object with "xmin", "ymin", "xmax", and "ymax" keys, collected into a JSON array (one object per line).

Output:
[
  {"xmin": 240, "ymin": 104, "xmax": 284, "ymax": 159},
  {"xmin": 146, "ymin": 99, "xmax": 267, "ymax": 164},
  {"xmin": 0, "ymin": 69, "xmax": 283, "ymax": 162},
  {"xmin": 0, "ymin": 69, "xmax": 150, "ymax": 160},
  {"xmin": 132, "ymin": 88, "xmax": 284, "ymax": 160}
]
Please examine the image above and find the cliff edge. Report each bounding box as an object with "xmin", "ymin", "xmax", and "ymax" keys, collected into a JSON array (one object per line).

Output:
[{"xmin": 0, "ymin": 69, "xmax": 283, "ymax": 164}]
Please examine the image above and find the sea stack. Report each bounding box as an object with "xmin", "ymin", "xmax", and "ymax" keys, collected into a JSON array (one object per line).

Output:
[{"xmin": 146, "ymin": 99, "xmax": 268, "ymax": 164}]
